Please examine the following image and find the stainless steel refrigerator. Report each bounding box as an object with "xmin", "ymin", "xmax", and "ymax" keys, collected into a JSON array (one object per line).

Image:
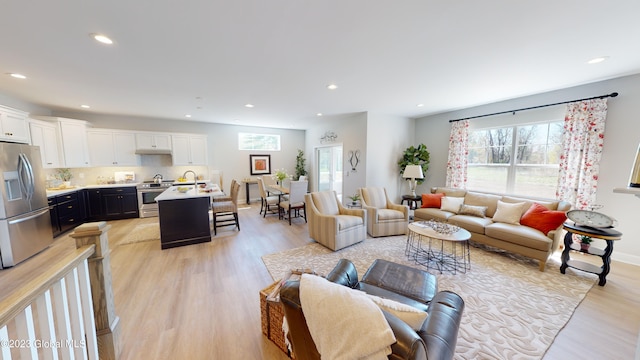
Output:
[{"xmin": 0, "ymin": 141, "xmax": 54, "ymax": 269}]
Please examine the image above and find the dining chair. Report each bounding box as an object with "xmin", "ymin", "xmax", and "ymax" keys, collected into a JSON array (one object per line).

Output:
[
  {"xmin": 211, "ymin": 180, "xmax": 240, "ymax": 235},
  {"xmin": 279, "ymin": 180, "xmax": 307, "ymax": 225},
  {"xmin": 261, "ymin": 175, "xmax": 277, "ymax": 196},
  {"xmin": 257, "ymin": 177, "xmax": 279, "ymax": 217}
]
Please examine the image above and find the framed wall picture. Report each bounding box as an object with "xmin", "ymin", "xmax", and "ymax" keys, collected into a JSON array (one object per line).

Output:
[{"xmin": 250, "ymin": 154, "xmax": 271, "ymax": 175}]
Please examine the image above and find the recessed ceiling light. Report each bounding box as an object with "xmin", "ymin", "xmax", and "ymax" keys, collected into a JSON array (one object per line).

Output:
[
  {"xmin": 327, "ymin": 84, "xmax": 338, "ymax": 90},
  {"xmin": 317, "ymin": 113, "xmax": 323, "ymax": 117},
  {"xmin": 245, "ymin": 104, "xmax": 254, "ymax": 108},
  {"xmin": 80, "ymin": 104, "xmax": 90, "ymax": 109},
  {"xmin": 185, "ymin": 114, "xmax": 192, "ymax": 118},
  {"xmin": 587, "ymin": 56, "xmax": 609, "ymax": 64},
  {"xmin": 9, "ymin": 73, "xmax": 26, "ymax": 79},
  {"xmin": 417, "ymin": 104, "xmax": 424, "ymax": 107},
  {"xmin": 92, "ymin": 33, "xmax": 113, "ymax": 45}
]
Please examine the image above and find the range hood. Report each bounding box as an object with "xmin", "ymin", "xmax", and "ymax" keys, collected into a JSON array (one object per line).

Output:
[{"xmin": 135, "ymin": 148, "xmax": 172, "ymax": 155}]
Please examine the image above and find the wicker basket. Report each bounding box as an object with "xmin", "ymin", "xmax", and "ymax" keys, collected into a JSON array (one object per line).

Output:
[{"xmin": 260, "ymin": 280, "xmax": 294, "ymax": 358}]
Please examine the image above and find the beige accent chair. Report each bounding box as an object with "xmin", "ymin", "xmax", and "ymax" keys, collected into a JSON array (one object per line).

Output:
[
  {"xmin": 305, "ymin": 191, "xmax": 367, "ymax": 251},
  {"xmin": 359, "ymin": 187, "xmax": 409, "ymax": 237}
]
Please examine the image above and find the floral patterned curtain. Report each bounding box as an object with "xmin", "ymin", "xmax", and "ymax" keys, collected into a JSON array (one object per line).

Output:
[
  {"xmin": 556, "ymin": 99, "xmax": 608, "ymax": 209},
  {"xmin": 446, "ymin": 120, "xmax": 469, "ymax": 188}
]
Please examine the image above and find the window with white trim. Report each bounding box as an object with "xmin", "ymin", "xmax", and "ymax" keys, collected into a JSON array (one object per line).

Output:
[
  {"xmin": 238, "ymin": 133, "xmax": 281, "ymax": 151},
  {"xmin": 467, "ymin": 121, "xmax": 563, "ymax": 198}
]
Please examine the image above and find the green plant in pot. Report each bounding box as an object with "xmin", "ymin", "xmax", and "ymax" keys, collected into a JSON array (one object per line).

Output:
[
  {"xmin": 55, "ymin": 168, "xmax": 73, "ymax": 187},
  {"xmin": 295, "ymin": 149, "xmax": 307, "ymax": 180},
  {"xmin": 398, "ymin": 144, "xmax": 430, "ymax": 195},
  {"xmin": 579, "ymin": 235, "xmax": 592, "ymax": 251},
  {"xmin": 347, "ymin": 193, "xmax": 361, "ymax": 205}
]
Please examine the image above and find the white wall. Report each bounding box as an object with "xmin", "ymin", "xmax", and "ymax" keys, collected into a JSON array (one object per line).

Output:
[
  {"xmin": 415, "ymin": 73, "xmax": 640, "ymax": 265},
  {"xmin": 366, "ymin": 113, "xmax": 415, "ymax": 202},
  {"xmin": 304, "ymin": 112, "xmax": 367, "ymax": 198}
]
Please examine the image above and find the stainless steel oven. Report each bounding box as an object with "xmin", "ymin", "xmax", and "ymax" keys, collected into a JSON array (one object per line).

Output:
[{"xmin": 137, "ymin": 181, "xmax": 173, "ymax": 218}]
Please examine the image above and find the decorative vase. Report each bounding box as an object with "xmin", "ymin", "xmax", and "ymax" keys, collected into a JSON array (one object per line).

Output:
[{"xmin": 580, "ymin": 243, "xmax": 590, "ymax": 251}]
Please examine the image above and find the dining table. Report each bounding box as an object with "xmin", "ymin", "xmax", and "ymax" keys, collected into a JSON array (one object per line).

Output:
[
  {"xmin": 267, "ymin": 185, "xmax": 290, "ymax": 207},
  {"xmin": 267, "ymin": 185, "xmax": 290, "ymax": 196}
]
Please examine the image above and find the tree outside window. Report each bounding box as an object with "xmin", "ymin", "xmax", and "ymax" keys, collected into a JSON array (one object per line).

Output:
[{"xmin": 467, "ymin": 121, "xmax": 562, "ymax": 198}]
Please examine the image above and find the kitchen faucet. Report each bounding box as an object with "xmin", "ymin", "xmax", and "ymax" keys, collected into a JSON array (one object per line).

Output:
[{"xmin": 183, "ymin": 170, "xmax": 197, "ymax": 186}]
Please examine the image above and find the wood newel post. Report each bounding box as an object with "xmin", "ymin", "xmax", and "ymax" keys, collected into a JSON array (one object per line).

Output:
[{"xmin": 71, "ymin": 221, "xmax": 121, "ymax": 360}]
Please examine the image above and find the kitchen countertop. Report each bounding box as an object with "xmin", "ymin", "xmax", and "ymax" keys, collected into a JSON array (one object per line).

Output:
[
  {"xmin": 46, "ymin": 183, "xmax": 139, "ymax": 197},
  {"xmin": 155, "ymin": 184, "xmax": 223, "ymax": 201}
]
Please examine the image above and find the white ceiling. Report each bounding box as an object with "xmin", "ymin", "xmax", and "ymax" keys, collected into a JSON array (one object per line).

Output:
[{"xmin": 1, "ymin": 1, "xmax": 639, "ymax": 130}]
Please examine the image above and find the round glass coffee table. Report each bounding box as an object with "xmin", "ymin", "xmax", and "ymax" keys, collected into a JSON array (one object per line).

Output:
[{"xmin": 406, "ymin": 221, "xmax": 472, "ymax": 274}]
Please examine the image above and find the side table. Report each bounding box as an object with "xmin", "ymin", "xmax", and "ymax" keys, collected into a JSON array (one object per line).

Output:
[
  {"xmin": 243, "ymin": 179, "xmax": 258, "ymax": 204},
  {"xmin": 401, "ymin": 195, "xmax": 421, "ymax": 210},
  {"xmin": 560, "ymin": 222, "xmax": 622, "ymax": 286},
  {"xmin": 345, "ymin": 201, "xmax": 361, "ymax": 209}
]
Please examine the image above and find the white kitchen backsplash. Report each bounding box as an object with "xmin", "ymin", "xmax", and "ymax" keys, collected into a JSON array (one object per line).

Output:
[{"xmin": 43, "ymin": 163, "xmax": 210, "ymax": 186}]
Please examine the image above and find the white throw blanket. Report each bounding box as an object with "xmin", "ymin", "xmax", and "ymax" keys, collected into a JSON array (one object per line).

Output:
[{"xmin": 299, "ymin": 274, "xmax": 396, "ymax": 360}]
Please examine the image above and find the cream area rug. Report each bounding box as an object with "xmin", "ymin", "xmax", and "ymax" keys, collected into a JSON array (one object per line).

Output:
[
  {"xmin": 119, "ymin": 223, "xmax": 160, "ymax": 245},
  {"xmin": 261, "ymin": 235, "xmax": 596, "ymax": 360}
]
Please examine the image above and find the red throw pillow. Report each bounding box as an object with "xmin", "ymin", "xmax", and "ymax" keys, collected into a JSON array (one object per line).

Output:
[
  {"xmin": 421, "ymin": 193, "xmax": 445, "ymax": 208},
  {"xmin": 520, "ymin": 202, "xmax": 567, "ymax": 235}
]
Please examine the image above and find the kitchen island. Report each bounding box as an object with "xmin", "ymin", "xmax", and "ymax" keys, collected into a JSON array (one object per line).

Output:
[{"xmin": 155, "ymin": 184, "xmax": 223, "ymax": 249}]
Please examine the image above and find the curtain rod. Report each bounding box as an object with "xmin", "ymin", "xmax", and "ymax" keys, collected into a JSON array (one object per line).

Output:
[{"xmin": 449, "ymin": 92, "xmax": 618, "ymax": 123}]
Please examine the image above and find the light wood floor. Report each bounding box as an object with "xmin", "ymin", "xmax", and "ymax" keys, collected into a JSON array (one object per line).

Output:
[{"xmin": 53, "ymin": 205, "xmax": 639, "ymax": 359}]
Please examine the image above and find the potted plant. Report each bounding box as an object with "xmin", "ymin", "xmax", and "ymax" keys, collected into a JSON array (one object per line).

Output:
[
  {"xmin": 347, "ymin": 193, "xmax": 361, "ymax": 206},
  {"xmin": 295, "ymin": 149, "xmax": 307, "ymax": 180},
  {"xmin": 398, "ymin": 144, "xmax": 430, "ymax": 185},
  {"xmin": 579, "ymin": 235, "xmax": 592, "ymax": 251},
  {"xmin": 55, "ymin": 168, "xmax": 73, "ymax": 187}
]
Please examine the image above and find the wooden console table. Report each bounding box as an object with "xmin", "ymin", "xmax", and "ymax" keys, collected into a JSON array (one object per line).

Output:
[
  {"xmin": 243, "ymin": 179, "xmax": 258, "ymax": 204},
  {"xmin": 560, "ymin": 222, "xmax": 622, "ymax": 286}
]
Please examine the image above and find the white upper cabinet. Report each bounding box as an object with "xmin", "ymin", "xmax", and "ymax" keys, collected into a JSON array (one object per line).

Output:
[
  {"xmin": 88, "ymin": 129, "xmax": 139, "ymax": 166},
  {"xmin": 0, "ymin": 105, "xmax": 30, "ymax": 143},
  {"xmin": 135, "ymin": 132, "xmax": 172, "ymax": 153},
  {"xmin": 30, "ymin": 116, "xmax": 91, "ymax": 168},
  {"xmin": 29, "ymin": 119, "xmax": 61, "ymax": 168},
  {"xmin": 172, "ymin": 134, "xmax": 207, "ymax": 166},
  {"xmin": 58, "ymin": 119, "xmax": 91, "ymax": 167}
]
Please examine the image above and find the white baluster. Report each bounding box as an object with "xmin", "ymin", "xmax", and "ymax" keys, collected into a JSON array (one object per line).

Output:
[
  {"xmin": 76, "ymin": 260, "xmax": 98, "ymax": 360},
  {"xmin": 35, "ymin": 290, "xmax": 59, "ymax": 360},
  {"xmin": 64, "ymin": 269, "xmax": 87, "ymax": 360},
  {"xmin": 52, "ymin": 279, "xmax": 75, "ymax": 360},
  {"xmin": 1, "ymin": 325, "xmax": 12, "ymax": 359},
  {"xmin": 14, "ymin": 305, "xmax": 38, "ymax": 359}
]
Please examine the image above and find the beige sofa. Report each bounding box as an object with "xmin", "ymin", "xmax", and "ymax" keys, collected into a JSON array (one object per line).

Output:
[{"xmin": 414, "ymin": 187, "xmax": 571, "ymax": 271}]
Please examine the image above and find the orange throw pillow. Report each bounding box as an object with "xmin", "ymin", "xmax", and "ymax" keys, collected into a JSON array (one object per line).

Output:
[
  {"xmin": 520, "ymin": 202, "xmax": 567, "ymax": 235},
  {"xmin": 421, "ymin": 193, "xmax": 445, "ymax": 208}
]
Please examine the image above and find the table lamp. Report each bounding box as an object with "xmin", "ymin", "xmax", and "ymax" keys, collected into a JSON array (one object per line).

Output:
[{"xmin": 403, "ymin": 165, "xmax": 424, "ymax": 197}]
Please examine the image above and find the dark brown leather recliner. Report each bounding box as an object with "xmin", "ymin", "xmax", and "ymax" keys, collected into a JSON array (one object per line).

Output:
[{"xmin": 280, "ymin": 259, "xmax": 465, "ymax": 360}]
